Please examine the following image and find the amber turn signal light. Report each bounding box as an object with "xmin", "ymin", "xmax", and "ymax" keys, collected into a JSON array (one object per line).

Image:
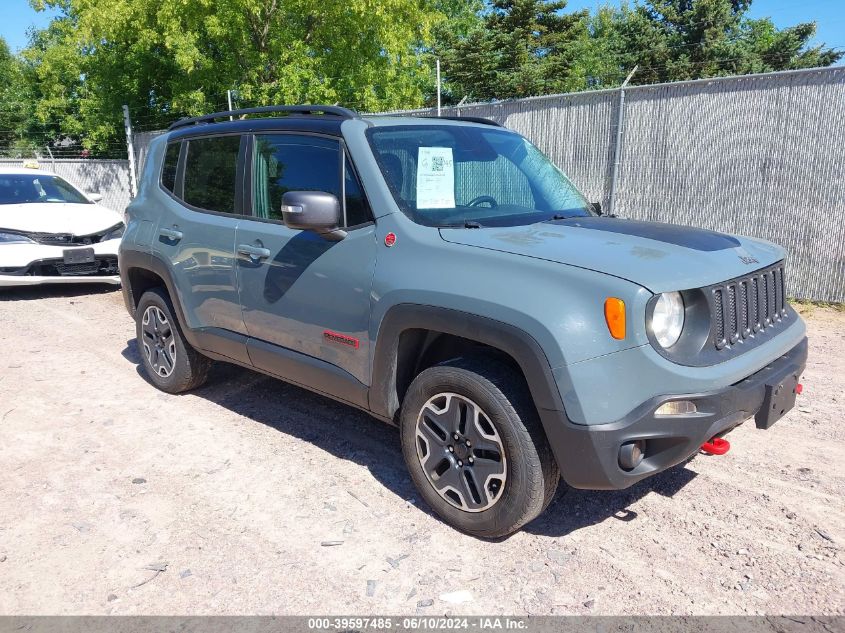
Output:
[{"xmin": 604, "ymin": 297, "xmax": 626, "ymax": 340}]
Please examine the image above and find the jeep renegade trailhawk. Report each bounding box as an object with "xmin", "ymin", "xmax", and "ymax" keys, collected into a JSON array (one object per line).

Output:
[{"xmin": 119, "ymin": 105, "xmax": 807, "ymax": 538}]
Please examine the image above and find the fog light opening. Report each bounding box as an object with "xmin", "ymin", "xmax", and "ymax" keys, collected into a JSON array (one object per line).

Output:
[
  {"xmin": 619, "ymin": 440, "xmax": 645, "ymax": 471},
  {"xmin": 655, "ymin": 400, "xmax": 697, "ymax": 416}
]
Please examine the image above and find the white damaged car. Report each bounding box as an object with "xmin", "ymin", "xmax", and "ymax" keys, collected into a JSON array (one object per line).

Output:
[{"xmin": 0, "ymin": 166, "xmax": 123, "ymax": 287}]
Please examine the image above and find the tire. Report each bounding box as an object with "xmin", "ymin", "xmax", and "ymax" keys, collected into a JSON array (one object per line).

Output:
[
  {"xmin": 400, "ymin": 356, "xmax": 559, "ymax": 538},
  {"xmin": 135, "ymin": 287, "xmax": 210, "ymax": 393}
]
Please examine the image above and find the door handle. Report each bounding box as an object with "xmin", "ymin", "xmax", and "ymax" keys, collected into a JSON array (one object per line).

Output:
[
  {"xmin": 159, "ymin": 227, "xmax": 183, "ymax": 241},
  {"xmin": 237, "ymin": 244, "xmax": 271, "ymax": 259}
]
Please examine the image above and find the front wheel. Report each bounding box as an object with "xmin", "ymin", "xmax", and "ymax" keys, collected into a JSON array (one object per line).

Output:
[{"xmin": 400, "ymin": 357, "xmax": 559, "ymax": 538}]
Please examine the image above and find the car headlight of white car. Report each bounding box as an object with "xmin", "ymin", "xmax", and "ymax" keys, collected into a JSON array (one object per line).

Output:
[
  {"xmin": 101, "ymin": 223, "xmax": 125, "ymax": 241},
  {"xmin": 0, "ymin": 231, "xmax": 35, "ymax": 244}
]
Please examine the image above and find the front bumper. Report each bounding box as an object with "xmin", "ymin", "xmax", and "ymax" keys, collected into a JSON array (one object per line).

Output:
[
  {"xmin": 541, "ymin": 337, "xmax": 808, "ymax": 490},
  {"xmin": 0, "ymin": 274, "xmax": 120, "ymax": 287},
  {"xmin": 0, "ymin": 240, "xmax": 120, "ymax": 287}
]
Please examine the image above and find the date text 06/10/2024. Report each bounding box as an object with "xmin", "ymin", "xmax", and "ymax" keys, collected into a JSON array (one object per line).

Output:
[{"xmin": 307, "ymin": 617, "xmax": 528, "ymax": 630}]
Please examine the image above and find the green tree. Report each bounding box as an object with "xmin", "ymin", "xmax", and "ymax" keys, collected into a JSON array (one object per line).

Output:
[
  {"xmin": 423, "ymin": 0, "xmax": 484, "ymax": 105},
  {"xmin": 20, "ymin": 10, "xmax": 90, "ymax": 152},
  {"xmin": 435, "ymin": 0, "xmax": 589, "ymax": 101},
  {"xmin": 26, "ymin": 0, "xmax": 448, "ymax": 153},
  {"xmin": 436, "ymin": 0, "xmax": 843, "ymax": 100},
  {"xmin": 0, "ymin": 36, "xmax": 41, "ymax": 156},
  {"xmin": 564, "ymin": 6, "xmax": 630, "ymax": 90},
  {"xmin": 611, "ymin": 0, "xmax": 844, "ymax": 86}
]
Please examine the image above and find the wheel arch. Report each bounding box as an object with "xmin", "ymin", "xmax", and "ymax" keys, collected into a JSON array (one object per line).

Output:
[
  {"xmin": 369, "ymin": 304, "xmax": 567, "ymax": 425},
  {"xmin": 120, "ymin": 250, "xmax": 190, "ymax": 335}
]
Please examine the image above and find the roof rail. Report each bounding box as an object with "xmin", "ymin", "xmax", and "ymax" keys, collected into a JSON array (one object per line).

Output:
[
  {"xmin": 168, "ymin": 105, "xmax": 360, "ymax": 131},
  {"xmin": 415, "ymin": 115, "xmax": 503, "ymax": 127}
]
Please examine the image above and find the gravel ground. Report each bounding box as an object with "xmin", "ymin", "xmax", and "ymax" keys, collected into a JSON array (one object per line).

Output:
[{"xmin": 0, "ymin": 286, "xmax": 842, "ymax": 616}]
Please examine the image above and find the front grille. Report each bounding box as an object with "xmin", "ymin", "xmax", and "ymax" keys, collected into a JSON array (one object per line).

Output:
[
  {"xmin": 710, "ymin": 262, "xmax": 788, "ymax": 351},
  {"xmin": 54, "ymin": 261, "xmax": 101, "ymax": 275},
  {"xmin": 31, "ymin": 233, "xmax": 77, "ymax": 245},
  {"xmin": 24, "ymin": 256, "xmax": 119, "ymax": 277},
  {"xmin": 712, "ymin": 289, "xmax": 724, "ymax": 343},
  {"xmin": 14, "ymin": 226, "xmax": 119, "ymax": 246}
]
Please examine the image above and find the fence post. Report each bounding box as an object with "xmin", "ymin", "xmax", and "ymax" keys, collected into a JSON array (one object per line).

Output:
[
  {"xmin": 436, "ymin": 59, "xmax": 442, "ymax": 117},
  {"xmin": 122, "ymin": 105, "xmax": 138, "ymax": 199},
  {"xmin": 607, "ymin": 66, "xmax": 637, "ymax": 215},
  {"xmin": 43, "ymin": 145, "xmax": 56, "ymax": 172}
]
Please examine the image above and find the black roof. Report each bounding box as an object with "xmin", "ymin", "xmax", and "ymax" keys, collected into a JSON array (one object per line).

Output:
[
  {"xmin": 167, "ymin": 115, "xmax": 349, "ymax": 140},
  {"xmin": 165, "ymin": 104, "xmax": 502, "ymax": 140},
  {"xmin": 168, "ymin": 105, "xmax": 359, "ymax": 130}
]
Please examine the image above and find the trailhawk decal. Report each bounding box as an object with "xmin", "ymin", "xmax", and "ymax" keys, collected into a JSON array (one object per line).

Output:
[{"xmin": 323, "ymin": 330, "xmax": 360, "ymax": 349}]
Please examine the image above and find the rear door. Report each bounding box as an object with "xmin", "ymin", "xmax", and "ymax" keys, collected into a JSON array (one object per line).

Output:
[
  {"xmin": 151, "ymin": 134, "xmax": 249, "ymax": 360},
  {"xmin": 235, "ymin": 132, "xmax": 376, "ymax": 387}
]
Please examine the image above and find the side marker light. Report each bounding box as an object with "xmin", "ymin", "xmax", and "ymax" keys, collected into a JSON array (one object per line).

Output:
[{"xmin": 604, "ymin": 297, "xmax": 626, "ymax": 340}]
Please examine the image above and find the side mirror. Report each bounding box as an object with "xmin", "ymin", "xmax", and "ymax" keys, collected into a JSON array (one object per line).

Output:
[
  {"xmin": 281, "ymin": 191, "xmax": 346, "ymax": 241},
  {"xmin": 87, "ymin": 192, "xmax": 104, "ymax": 203},
  {"xmin": 591, "ymin": 201, "xmax": 602, "ymax": 216}
]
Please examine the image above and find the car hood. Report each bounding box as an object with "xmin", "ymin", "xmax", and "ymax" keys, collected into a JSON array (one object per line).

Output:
[
  {"xmin": 0, "ymin": 203, "xmax": 122, "ymax": 236},
  {"xmin": 439, "ymin": 216, "xmax": 785, "ymax": 293}
]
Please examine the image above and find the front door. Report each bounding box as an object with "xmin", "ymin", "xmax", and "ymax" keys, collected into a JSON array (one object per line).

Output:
[{"xmin": 235, "ymin": 133, "xmax": 376, "ymax": 386}]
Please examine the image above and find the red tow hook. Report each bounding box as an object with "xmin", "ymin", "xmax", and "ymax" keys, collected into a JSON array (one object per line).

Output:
[{"xmin": 701, "ymin": 437, "xmax": 731, "ymax": 455}]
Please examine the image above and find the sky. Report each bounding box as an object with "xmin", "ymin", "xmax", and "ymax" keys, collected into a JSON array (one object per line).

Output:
[{"xmin": 1, "ymin": 0, "xmax": 843, "ymax": 53}]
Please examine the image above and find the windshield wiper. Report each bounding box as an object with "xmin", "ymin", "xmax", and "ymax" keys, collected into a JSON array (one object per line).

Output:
[{"xmin": 463, "ymin": 220, "xmax": 483, "ymax": 229}]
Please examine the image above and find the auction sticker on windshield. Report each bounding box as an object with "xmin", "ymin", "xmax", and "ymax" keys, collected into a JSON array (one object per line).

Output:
[{"xmin": 416, "ymin": 147, "xmax": 455, "ymax": 209}]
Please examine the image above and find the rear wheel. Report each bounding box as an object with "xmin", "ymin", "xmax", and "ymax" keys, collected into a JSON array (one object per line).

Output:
[
  {"xmin": 136, "ymin": 288, "xmax": 210, "ymax": 393},
  {"xmin": 400, "ymin": 357, "xmax": 559, "ymax": 538}
]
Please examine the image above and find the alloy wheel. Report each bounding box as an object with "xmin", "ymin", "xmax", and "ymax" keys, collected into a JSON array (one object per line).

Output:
[
  {"xmin": 141, "ymin": 306, "xmax": 176, "ymax": 378},
  {"xmin": 414, "ymin": 393, "xmax": 507, "ymax": 512}
]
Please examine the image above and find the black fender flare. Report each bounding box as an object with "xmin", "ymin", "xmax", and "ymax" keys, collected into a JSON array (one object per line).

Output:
[
  {"xmin": 121, "ymin": 249, "xmax": 187, "ymax": 328},
  {"xmin": 368, "ymin": 304, "xmax": 567, "ymax": 421}
]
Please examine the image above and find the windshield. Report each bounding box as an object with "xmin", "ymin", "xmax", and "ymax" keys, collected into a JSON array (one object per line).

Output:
[
  {"xmin": 367, "ymin": 124, "xmax": 592, "ymax": 227},
  {"xmin": 0, "ymin": 174, "xmax": 91, "ymax": 205}
]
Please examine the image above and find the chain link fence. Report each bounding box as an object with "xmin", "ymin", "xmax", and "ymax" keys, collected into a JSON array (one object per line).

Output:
[{"xmin": 131, "ymin": 67, "xmax": 845, "ymax": 301}]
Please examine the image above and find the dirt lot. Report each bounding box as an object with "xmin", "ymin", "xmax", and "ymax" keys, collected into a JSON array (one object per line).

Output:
[{"xmin": 0, "ymin": 286, "xmax": 842, "ymax": 616}]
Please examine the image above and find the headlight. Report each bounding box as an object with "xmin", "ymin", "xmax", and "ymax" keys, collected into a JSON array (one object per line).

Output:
[
  {"xmin": 101, "ymin": 223, "xmax": 125, "ymax": 241},
  {"xmin": 651, "ymin": 291, "xmax": 684, "ymax": 348},
  {"xmin": 0, "ymin": 232, "xmax": 35, "ymax": 244}
]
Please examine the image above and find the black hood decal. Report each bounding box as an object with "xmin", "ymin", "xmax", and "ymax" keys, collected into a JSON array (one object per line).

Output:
[{"xmin": 549, "ymin": 217, "xmax": 741, "ymax": 252}]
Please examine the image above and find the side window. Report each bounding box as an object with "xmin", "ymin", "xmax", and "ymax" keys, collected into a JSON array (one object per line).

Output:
[
  {"xmin": 183, "ymin": 136, "xmax": 241, "ymax": 213},
  {"xmin": 252, "ymin": 134, "xmax": 340, "ymax": 222},
  {"xmin": 344, "ymin": 157, "xmax": 372, "ymax": 226},
  {"xmin": 161, "ymin": 142, "xmax": 181, "ymax": 193},
  {"xmin": 50, "ymin": 177, "xmax": 90, "ymax": 204}
]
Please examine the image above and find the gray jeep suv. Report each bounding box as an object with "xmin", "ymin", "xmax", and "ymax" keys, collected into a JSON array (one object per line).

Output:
[{"xmin": 119, "ymin": 105, "xmax": 807, "ymax": 537}]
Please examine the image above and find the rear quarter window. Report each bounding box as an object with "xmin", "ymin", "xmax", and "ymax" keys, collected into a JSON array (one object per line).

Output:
[
  {"xmin": 183, "ymin": 136, "xmax": 241, "ymax": 214},
  {"xmin": 160, "ymin": 142, "xmax": 181, "ymax": 193}
]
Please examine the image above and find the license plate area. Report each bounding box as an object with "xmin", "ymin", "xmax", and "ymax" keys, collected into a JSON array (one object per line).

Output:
[
  {"xmin": 754, "ymin": 372, "xmax": 800, "ymax": 429},
  {"xmin": 63, "ymin": 248, "xmax": 95, "ymax": 264}
]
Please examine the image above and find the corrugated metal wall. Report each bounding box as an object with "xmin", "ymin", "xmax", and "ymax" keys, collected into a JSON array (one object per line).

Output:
[
  {"xmin": 389, "ymin": 67, "xmax": 845, "ymax": 302},
  {"xmin": 0, "ymin": 158, "xmax": 133, "ymax": 215}
]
